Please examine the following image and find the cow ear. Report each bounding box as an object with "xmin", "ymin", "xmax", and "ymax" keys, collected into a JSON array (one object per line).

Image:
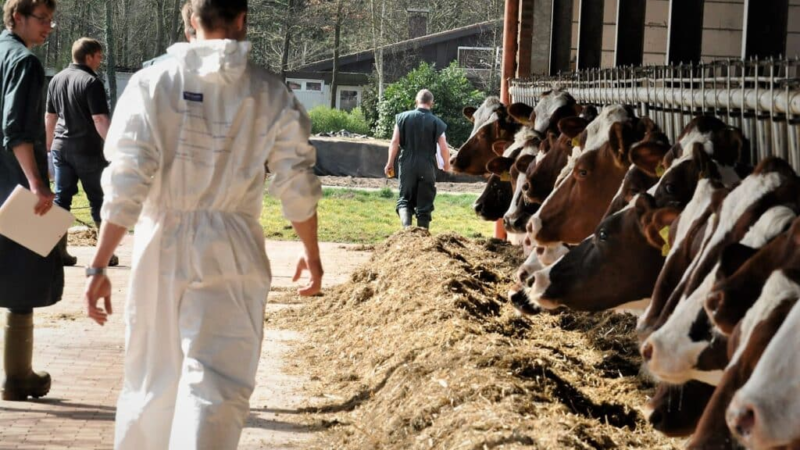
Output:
[
  {"xmin": 514, "ymin": 154, "xmax": 536, "ymax": 174},
  {"xmin": 547, "ymin": 103, "xmax": 580, "ymax": 133},
  {"xmin": 508, "ymin": 103, "xmax": 534, "ymax": 126},
  {"xmin": 639, "ymin": 197, "xmax": 680, "ymax": 250},
  {"xmin": 558, "ymin": 117, "xmax": 589, "ymax": 139},
  {"xmin": 630, "ymin": 142, "xmax": 669, "ymax": 176},
  {"xmin": 715, "ymin": 127, "xmax": 748, "ymax": 167},
  {"xmin": 609, "ymin": 122, "xmax": 634, "ymax": 162},
  {"xmin": 753, "ymin": 156, "xmax": 797, "ymax": 178},
  {"xmin": 463, "ymin": 106, "xmax": 477, "ymax": 122},
  {"xmin": 492, "ymin": 140, "xmax": 511, "ymax": 156},
  {"xmin": 486, "ymin": 156, "xmax": 514, "ymax": 176},
  {"xmin": 717, "ymin": 243, "xmax": 758, "ymax": 280},
  {"xmin": 636, "ymin": 116, "xmax": 660, "ymax": 137},
  {"xmin": 579, "ymin": 105, "xmax": 598, "ymax": 122}
]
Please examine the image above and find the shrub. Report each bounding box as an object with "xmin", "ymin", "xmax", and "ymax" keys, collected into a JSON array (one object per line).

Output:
[
  {"xmin": 308, "ymin": 106, "xmax": 371, "ymax": 136},
  {"xmin": 374, "ymin": 62, "xmax": 486, "ymax": 147}
]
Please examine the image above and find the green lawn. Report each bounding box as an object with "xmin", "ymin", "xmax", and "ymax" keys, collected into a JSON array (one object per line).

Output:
[{"xmin": 71, "ymin": 186, "xmax": 494, "ymax": 244}]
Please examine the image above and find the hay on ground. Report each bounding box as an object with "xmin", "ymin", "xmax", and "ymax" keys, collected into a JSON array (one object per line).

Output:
[{"xmin": 272, "ymin": 229, "xmax": 681, "ymax": 450}]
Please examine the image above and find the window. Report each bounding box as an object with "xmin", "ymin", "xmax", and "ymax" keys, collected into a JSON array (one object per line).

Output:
[
  {"xmin": 339, "ymin": 89, "xmax": 360, "ymax": 112},
  {"xmin": 287, "ymin": 81, "xmax": 301, "ymax": 91},
  {"xmin": 306, "ymin": 82, "xmax": 323, "ymax": 91}
]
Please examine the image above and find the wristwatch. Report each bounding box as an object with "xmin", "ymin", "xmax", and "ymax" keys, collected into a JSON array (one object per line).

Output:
[{"xmin": 85, "ymin": 267, "xmax": 107, "ymax": 277}]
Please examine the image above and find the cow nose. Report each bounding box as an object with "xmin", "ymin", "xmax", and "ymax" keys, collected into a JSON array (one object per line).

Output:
[
  {"xmin": 648, "ymin": 409, "xmax": 664, "ymax": 430},
  {"xmin": 503, "ymin": 216, "xmax": 512, "ymax": 230},
  {"xmin": 641, "ymin": 341, "xmax": 655, "ymax": 362},
  {"xmin": 706, "ymin": 291, "xmax": 724, "ymax": 316},
  {"xmin": 727, "ymin": 404, "xmax": 756, "ymax": 440},
  {"xmin": 472, "ymin": 201, "xmax": 483, "ymax": 214},
  {"xmin": 536, "ymin": 246, "xmax": 545, "ymax": 256}
]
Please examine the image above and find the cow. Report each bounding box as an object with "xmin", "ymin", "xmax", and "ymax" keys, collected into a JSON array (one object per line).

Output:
[
  {"xmin": 688, "ymin": 285, "xmax": 798, "ymax": 450},
  {"xmin": 641, "ymin": 160, "xmax": 800, "ymax": 386},
  {"xmin": 471, "ymin": 173, "xmax": 513, "ymax": 221},
  {"xmin": 451, "ymin": 97, "xmax": 523, "ymax": 175},
  {"xmin": 705, "ymin": 215, "xmax": 800, "ymax": 335},
  {"xmin": 726, "ymin": 300, "xmax": 800, "ymax": 450},
  {"xmin": 528, "ymin": 106, "xmax": 655, "ymax": 255},
  {"xmin": 645, "ymin": 380, "xmax": 717, "ymax": 437}
]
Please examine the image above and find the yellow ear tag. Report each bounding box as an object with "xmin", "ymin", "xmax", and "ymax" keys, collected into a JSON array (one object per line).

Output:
[
  {"xmin": 571, "ymin": 137, "xmax": 581, "ymax": 148},
  {"xmin": 659, "ymin": 225, "xmax": 671, "ymax": 257},
  {"xmin": 655, "ymin": 164, "xmax": 666, "ymax": 178},
  {"xmin": 500, "ymin": 171, "xmax": 512, "ymax": 182}
]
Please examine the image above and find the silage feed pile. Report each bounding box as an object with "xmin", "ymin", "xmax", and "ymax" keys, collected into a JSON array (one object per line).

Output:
[{"xmin": 272, "ymin": 230, "xmax": 680, "ymax": 449}]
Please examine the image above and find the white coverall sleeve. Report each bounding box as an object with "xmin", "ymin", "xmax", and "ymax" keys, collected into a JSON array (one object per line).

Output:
[
  {"xmin": 267, "ymin": 95, "xmax": 322, "ymax": 222},
  {"xmin": 100, "ymin": 77, "xmax": 161, "ymax": 229}
]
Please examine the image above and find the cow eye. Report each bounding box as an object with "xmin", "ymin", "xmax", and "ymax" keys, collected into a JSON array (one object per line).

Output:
[
  {"xmin": 664, "ymin": 183, "xmax": 675, "ymax": 195},
  {"xmin": 598, "ymin": 229, "xmax": 609, "ymax": 241},
  {"xmin": 577, "ymin": 169, "xmax": 588, "ymax": 178}
]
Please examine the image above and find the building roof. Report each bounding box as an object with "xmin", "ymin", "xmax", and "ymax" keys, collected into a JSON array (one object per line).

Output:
[{"xmin": 298, "ymin": 19, "xmax": 502, "ymax": 72}]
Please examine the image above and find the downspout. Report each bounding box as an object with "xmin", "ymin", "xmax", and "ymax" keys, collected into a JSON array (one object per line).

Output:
[{"xmin": 497, "ymin": 0, "xmax": 520, "ymax": 240}]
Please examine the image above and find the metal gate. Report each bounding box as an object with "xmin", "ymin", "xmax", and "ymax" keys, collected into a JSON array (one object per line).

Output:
[{"xmin": 510, "ymin": 59, "xmax": 800, "ymax": 171}]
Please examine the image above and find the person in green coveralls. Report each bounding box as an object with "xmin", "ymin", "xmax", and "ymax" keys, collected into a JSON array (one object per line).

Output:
[
  {"xmin": 0, "ymin": 0, "xmax": 59, "ymax": 401},
  {"xmin": 384, "ymin": 89, "xmax": 451, "ymax": 229}
]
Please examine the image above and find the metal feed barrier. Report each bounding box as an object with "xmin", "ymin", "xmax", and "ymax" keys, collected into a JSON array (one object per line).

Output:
[{"xmin": 509, "ymin": 59, "xmax": 800, "ymax": 172}]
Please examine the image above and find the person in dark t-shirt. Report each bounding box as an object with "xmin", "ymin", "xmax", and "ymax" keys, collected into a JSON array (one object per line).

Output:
[
  {"xmin": 384, "ymin": 89, "xmax": 451, "ymax": 229},
  {"xmin": 45, "ymin": 37, "xmax": 117, "ymax": 266}
]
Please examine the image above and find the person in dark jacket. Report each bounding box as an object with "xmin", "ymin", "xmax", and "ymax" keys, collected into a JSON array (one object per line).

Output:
[
  {"xmin": 384, "ymin": 89, "xmax": 451, "ymax": 229},
  {"xmin": 45, "ymin": 37, "xmax": 116, "ymax": 266},
  {"xmin": 0, "ymin": 0, "xmax": 59, "ymax": 402}
]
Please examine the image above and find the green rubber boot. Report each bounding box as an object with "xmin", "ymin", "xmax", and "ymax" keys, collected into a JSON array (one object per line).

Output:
[
  {"xmin": 2, "ymin": 311, "xmax": 51, "ymax": 401},
  {"xmin": 398, "ymin": 208, "xmax": 413, "ymax": 229}
]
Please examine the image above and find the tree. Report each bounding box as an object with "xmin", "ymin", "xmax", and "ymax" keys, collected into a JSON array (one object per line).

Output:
[
  {"xmin": 105, "ymin": 0, "xmax": 117, "ymax": 113},
  {"xmin": 375, "ymin": 62, "xmax": 485, "ymax": 147}
]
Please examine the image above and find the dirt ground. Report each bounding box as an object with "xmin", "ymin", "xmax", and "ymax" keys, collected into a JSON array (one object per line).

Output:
[{"xmin": 271, "ymin": 230, "xmax": 682, "ymax": 450}]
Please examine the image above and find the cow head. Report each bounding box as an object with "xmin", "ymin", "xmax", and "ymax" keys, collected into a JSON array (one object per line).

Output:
[
  {"xmin": 521, "ymin": 121, "xmax": 587, "ymax": 206},
  {"xmin": 472, "ymin": 173, "xmax": 514, "ymax": 221},
  {"xmin": 645, "ymin": 381, "xmax": 716, "ymax": 437},
  {"xmin": 688, "ymin": 297, "xmax": 797, "ymax": 450},
  {"xmin": 515, "ymin": 194, "xmax": 678, "ymax": 313},
  {"xmin": 707, "ymin": 215, "xmax": 800, "ymax": 334},
  {"xmin": 529, "ymin": 105, "xmax": 637, "ymax": 247},
  {"xmin": 641, "ymin": 162, "xmax": 799, "ymax": 386},
  {"xmin": 726, "ymin": 299, "xmax": 800, "ymax": 450},
  {"xmin": 451, "ymin": 97, "xmax": 522, "ymax": 175},
  {"xmin": 501, "ymin": 153, "xmax": 539, "ymax": 233}
]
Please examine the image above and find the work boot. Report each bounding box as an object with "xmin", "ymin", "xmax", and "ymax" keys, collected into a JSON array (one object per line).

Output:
[
  {"xmin": 2, "ymin": 311, "xmax": 51, "ymax": 401},
  {"xmin": 56, "ymin": 235, "xmax": 77, "ymax": 267},
  {"xmin": 95, "ymin": 221, "xmax": 119, "ymax": 267},
  {"xmin": 398, "ymin": 208, "xmax": 413, "ymax": 229},
  {"xmin": 417, "ymin": 218, "xmax": 430, "ymax": 229}
]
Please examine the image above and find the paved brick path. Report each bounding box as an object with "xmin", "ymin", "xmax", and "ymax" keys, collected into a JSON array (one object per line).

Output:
[{"xmin": 0, "ymin": 238, "xmax": 371, "ymax": 450}]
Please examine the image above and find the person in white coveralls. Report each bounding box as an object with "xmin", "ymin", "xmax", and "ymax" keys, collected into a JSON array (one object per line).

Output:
[{"xmin": 82, "ymin": 0, "xmax": 324, "ymax": 448}]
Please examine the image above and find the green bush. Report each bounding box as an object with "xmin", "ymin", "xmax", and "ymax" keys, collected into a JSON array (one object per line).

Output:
[
  {"xmin": 308, "ymin": 106, "xmax": 371, "ymax": 136},
  {"xmin": 374, "ymin": 62, "xmax": 486, "ymax": 147}
]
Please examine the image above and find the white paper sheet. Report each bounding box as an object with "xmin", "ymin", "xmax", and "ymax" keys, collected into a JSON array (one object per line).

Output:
[{"xmin": 0, "ymin": 185, "xmax": 74, "ymax": 257}]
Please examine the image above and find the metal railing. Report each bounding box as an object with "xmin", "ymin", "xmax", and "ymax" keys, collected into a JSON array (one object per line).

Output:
[{"xmin": 509, "ymin": 59, "xmax": 800, "ymax": 171}]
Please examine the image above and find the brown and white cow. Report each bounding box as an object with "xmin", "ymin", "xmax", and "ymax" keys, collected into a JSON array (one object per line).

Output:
[
  {"xmin": 688, "ymin": 275, "xmax": 799, "ymax": 450},
  {"xmin": 451, "ymin": 97, "xmax": 523, "ymax": 175},
  {"xmin": 726, "ymin": 300, "xmax": 800, "ymax": 450},
  {"xmin": 645, "ymin": 380, "xmax": 717, "ymax": 437},
  {"xmin": 642, "ymin": 160, "xmax": 800, "ymax": 386},
  {"xmin": 527, "ymin": 105, "xmax": 638, "ymax": 248},
  {"xmin": 706, "ymin": 217, "xmax": 800, "ymax": 335}
]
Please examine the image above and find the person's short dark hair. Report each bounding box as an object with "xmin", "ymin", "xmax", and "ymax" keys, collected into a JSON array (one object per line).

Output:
[
  {"xmin": 4, "ymin": 0, "xmax": 56, "ymax": 29},
  {"xmin": 181, "ymin": 1, "xmax": 196, "ymax": 39},
  {"xmin": 416, "ymin": 89, "xmax": 434, "ymax": 105},
  {"xmin": 191, "ymin": 0, "xmax": 247, "ymax": 32},
  {"xmin": 72, "ymin": 38, "xmax": 102, "ymax": 65}
]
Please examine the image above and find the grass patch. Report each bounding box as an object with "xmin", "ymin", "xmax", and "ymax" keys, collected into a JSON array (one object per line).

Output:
[
  {"xmin": 71, "ymin": 185, "xmax": 493, "ymax": 244},
  {"xmin": 261, "ymin": 187, "xmax": 493, "ymax": 244}
]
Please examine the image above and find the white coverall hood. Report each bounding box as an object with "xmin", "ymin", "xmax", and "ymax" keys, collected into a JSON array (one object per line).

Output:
[{"xmin": 167, "ymin": 40, "xmax": 250, "ymax": 85}]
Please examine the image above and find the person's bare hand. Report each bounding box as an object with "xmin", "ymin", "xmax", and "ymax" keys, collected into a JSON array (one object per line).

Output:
[
  {"xmin": 31, "ymin": 180, "xmax": 55, "ymax": 216},
  {"xmin": 384, "ymin": 162, "xmax": 395, "ymax": 178},
  {"xmin": 292, "ymin": 253, "xmax": 323, "ymax": 296},
  {"xmin": 84, "ymin": 274, "xmax": 113, "ymax": 326}
]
